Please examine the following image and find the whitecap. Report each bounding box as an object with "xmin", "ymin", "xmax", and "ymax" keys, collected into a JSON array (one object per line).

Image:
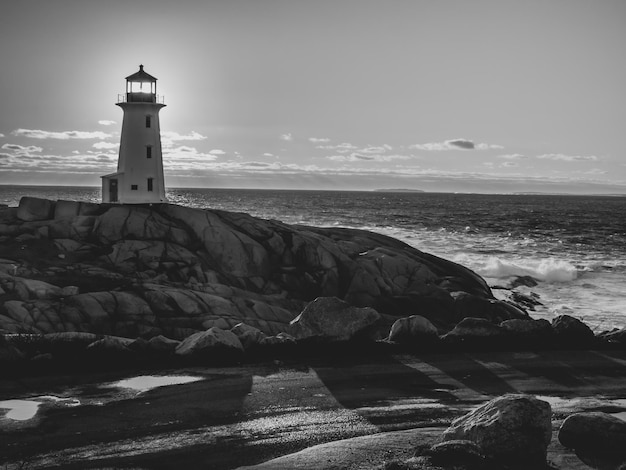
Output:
[{"xmin": 477, "ymin": 257, "xmax": 578, "ymax": 283}]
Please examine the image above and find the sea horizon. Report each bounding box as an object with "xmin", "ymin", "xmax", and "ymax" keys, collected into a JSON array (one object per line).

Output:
[{"xmin": 1, "ymin": 183, "xmax": 625, "ymax": 199}]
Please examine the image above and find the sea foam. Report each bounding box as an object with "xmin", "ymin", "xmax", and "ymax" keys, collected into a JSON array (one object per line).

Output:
[{"xmin": 477, "ymin": 257, "xmax": 578, "ymax": 283}]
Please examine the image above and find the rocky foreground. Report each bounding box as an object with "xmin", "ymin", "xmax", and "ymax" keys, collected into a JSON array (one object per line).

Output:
[{"xmin": 2, "ymin": 197, "xmax": 626, "ymax": 469}]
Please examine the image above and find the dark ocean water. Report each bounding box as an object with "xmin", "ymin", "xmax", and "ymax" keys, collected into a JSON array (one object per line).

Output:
[{"xmin": 2, "ymin": 185, "xmax": 625, "ymax": 329}]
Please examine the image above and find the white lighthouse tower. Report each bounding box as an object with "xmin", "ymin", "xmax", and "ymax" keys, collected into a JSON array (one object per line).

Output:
[{"xmin": 101, "ymin": 65, "xmax": 167, "ymax": 204}]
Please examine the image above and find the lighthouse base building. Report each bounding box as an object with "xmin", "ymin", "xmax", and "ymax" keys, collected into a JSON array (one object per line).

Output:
[{"xmin": 102, "ymin": 65, "xmax": 167, "ymax": 204}]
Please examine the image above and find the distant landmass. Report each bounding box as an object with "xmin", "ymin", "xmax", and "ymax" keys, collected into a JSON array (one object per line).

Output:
[{"xmin": 373, "ymin": 188, "xmax": 425, "ymax": 193}]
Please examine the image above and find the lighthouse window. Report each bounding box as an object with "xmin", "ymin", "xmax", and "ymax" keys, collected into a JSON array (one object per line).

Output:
[
  {"xmin": 145, "ymin": 115, "xmax": 151, "ymax": 128},
  {"xmin": 147, "ymin": 178, "xmax": 154, "ymax": 192},
  {"xmin": 146, "ymin": 146, "xmax": 152, "ymax": 159},
  {"xmin": 131, "ymin": 184, "xmax": 138, "ymax": 190}
]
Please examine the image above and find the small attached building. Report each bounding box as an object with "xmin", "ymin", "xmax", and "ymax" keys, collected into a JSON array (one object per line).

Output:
[{"xmin": 102, "ymin": 65, "xmax": 167, "ymax": 204}]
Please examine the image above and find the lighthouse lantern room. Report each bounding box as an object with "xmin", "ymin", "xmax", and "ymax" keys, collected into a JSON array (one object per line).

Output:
[{"xmin": 101, "ymin": 65, "xmax": 167, "ymax": 204}]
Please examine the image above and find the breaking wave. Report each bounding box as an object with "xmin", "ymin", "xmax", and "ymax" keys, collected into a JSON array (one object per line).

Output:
[{"xmin": 476, "ymin": 257, "xmax": 578, "ymax": 283}]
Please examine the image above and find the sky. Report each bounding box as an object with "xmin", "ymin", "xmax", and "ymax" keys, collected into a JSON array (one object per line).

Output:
[{"xmin": 1, "ymin": 0, "xmax": 625, "ymax": 194}]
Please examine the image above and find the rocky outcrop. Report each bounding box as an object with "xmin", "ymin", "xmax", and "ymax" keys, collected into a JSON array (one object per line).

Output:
[
  {"xmin": 551, "ymin": 314, "xmax": 596, "ymax": 346},
  {"xmin": 0, "ymin": 197, "xmax": 503, "ymax": 341},
  {"xmin": 289, "ymin": 296, "xmax": 381, "ymax": 342},
  {"xmin": 500, "ymin": 318, "xmax": 554, "ymax": 348},
  {"xmin": 175, "ymin": 327, "xmax": 244, "ymax": 363},
  {"xmin": 558, "ymin": 411, "xmax": 626, "ymax": 456},
  {"xmin": 387, "ymin": 315, "xmax": 439, "ymax": 344},
  {"xmin": 442, "ymin": 394, "xmax": 552, "ymax": 466},
  {"xmin": 441, "ymin": 317, "xmax": 507, "ymax": 349}
]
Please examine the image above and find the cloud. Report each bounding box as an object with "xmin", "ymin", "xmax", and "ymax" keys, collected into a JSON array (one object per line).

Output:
[
  {"xmin": 410, "ymin": 139, "xmax": 503, "ymax": 151},
  {"xmin": 163, "ymin": 131, "xmax": 208, "ymax": 141},
  {"xmin": 316, "ymin": 142, "xmax": 358, "ymax": 153},
  {"xmin": 475, "ymin": 142, "xmax": 504, "ymax": 150},
  {"xmin": 280, "ymin": 133, "xmax": 293, "ymax": 141},
  {"xmin": 163, "ymin": 145, "xmax": 220, "ymax": 169},
  {"xmin": 98, "ymin": 120, "xmax": 116, "ymax": 126},
  {"xmin": 263, "ymin": 153, "xmax": 275, "ymax": 157},
  {"xmin": 447, "ymin": 139, "xmax": 475, "ymax": 150},
  {"xmin": 328, "ymin": 154, "xmax": 375, "ymax": 162},
  {"xmin": 537, "ymin": 153, "xmax": 598, "ymax": 162},
  {"xmin": 308, "ymin": 137, "xmax": 330, "ymax": 143},
  {"xmin": 0, "ymin": 149, "xmax": 118, "ymax": 175},
  {"xmin": 12, "ymin": 129, "xmax": 112, "ymax": 140},
  {"xmin": 1, "ymin": 143, "xmax": 43, "ymax": 154},
  {"xmin": 360, "ymin": 145, "xmax": 393, "ymax": 154},
  {"xmin": 244, "ymin": 161, "xmax": 275, "ymax": 168},
  {"xmin": 327, "ymin": 153, "xmax": 410, "ymax": 162},
  {"xmin": 92, "ymin": 141, "xmax": 119, "ymax": 150},
  {"xmin": 0, "ymin": 133, "xmax": 5, "ymax": 138},
  {"xmin": 208, "ymin": 149, "xmax": 226, "ymax": 155},
  {"xmin": 497, "ymin": 153, "xmax": 527, "ymax": 160},
  {"xmin": 581, "ymin": 168, "xmax": 607, "ymax": 175}
]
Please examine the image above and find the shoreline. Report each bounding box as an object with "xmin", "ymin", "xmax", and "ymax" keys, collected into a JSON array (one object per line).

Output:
[{"xmin": 3, "ymin": 349, "xmax": 626, "ymax": 469}]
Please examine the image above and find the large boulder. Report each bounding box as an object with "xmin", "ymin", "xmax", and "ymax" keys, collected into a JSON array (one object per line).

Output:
[
  {"xmin": 86, "ymin": 335, "xmax": 135, "ymax": 355},
  {"xmin": 146, "ymin": 335, "xmax": 180, "ymax": 352},
  {"xmin": 53, "ymin": 200, "xmax": 81, "ymax": 219},
  {"xmin": 387, "ymin": 315, "xmax": 439, "ymax": 344},
  {"xmin": 175, "ymin": 327, "xmax": 244, "ymax": 363},
  {"xmin": 17, "ymin": 197, "xmax": 55, "ymax": 221},
  {"xmin": 558, "ymin": 412, "xmax": 626, "ymax": 455},
  {"xmin": 551, "ymin": 314, "xmax": 595, "ymax": 346},
  {"xmin": 452, "ymin": 291, "xmax": 528, "ymax": 323},
  {"xmin": 442, "ymin": 394, "xmax": 552, "ymax": 466},
  {"xmin": 500, "ymin": 318, "xmax": 554, "ymax": 348},
  {"xmin": 441, "ymin": 317, "xmax": 507, "ymax": 349},
  {"xmin": 230, "ymin": 322, "xmax": 267, "ymax": 350},
  {"xmin": 289, "ymin": 296, "xmax": 381, "ymax": 342}
]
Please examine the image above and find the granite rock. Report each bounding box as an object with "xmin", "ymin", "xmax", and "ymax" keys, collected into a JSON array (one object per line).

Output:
[
  {"xmin": 387, "ymin": 315, "xmax": 439, "ymax": 344},
  {"xmin": 289, "ymin": 296, "xmax": 381, "ymax": 342},
  {"xmin": 442, "ymin": 394, "xmax": 552, "ymax": 466},
  {"xmin": 558, "ymin": 411, "xmax": 626, "ymax": 455},
  {"xmin": 0, "ymin": 198, "xmax": 520, "ymax": 342}
]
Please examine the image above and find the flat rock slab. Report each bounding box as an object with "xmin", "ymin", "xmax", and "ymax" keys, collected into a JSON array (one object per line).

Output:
[
  {"xmin": 236, "ymin": 428, "xmax": 441, "ymax": 470},
  {"xmin": 237, "ymin": 428, "xmax": 593, "ymax": 470}
]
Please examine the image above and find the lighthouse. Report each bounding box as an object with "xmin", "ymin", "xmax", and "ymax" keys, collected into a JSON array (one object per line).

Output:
[{"xmin": 101, "ymin": 65, "xmax": 167, "ymax": 204}]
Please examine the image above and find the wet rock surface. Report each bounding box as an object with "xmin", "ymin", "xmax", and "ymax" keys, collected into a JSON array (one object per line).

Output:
[
  {"xmin": 3, "ymin": 350, "xmax": 626, "ymax": 469},
  {"xmin": 441, "ymin": 394, "xmax": 553, "ymax": 466}
]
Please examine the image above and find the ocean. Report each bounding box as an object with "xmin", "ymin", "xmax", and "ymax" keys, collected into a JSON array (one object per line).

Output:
[{"xmin": 2, "ymin": 185, "xmax": 625, "ymax": 331}]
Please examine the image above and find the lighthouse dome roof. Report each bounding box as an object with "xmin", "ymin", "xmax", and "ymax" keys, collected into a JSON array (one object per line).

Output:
[{"xmin": 125, "ymin": 64, "xmax": 157, "ymax": 82}]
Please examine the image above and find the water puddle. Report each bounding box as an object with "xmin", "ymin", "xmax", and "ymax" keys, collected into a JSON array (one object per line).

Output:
[
  {"xmin": 108, "ymin": 375, "xmax": 203, "ymax": 392},
  {"xmin": 1, "ymin": 376, "xmax": 202, "ymax": 422},
  {"xmin": 0, "ymin": 399, "xmax": 41, "ymax": 421},
  {"xmin": 0, "ymin": 396, "xmax": 80, "ymax": 421}
]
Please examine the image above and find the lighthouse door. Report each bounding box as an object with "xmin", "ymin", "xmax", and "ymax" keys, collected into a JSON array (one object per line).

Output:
[{"xmin": 109, "ymin": 179, "xmax": 118, "ymax": 202}]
